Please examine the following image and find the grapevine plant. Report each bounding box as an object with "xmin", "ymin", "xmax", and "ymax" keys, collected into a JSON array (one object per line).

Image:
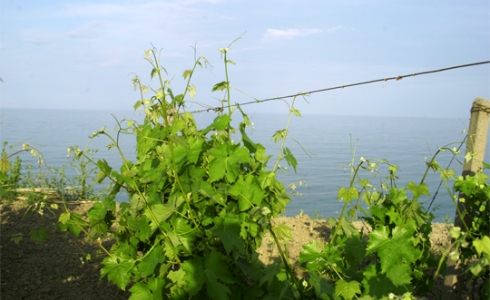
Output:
[
  {"xmin": 298, "ymin": 148, "xmax": 490, "ymax": 299},
  {"xmin": 443, "ymin": 163, "xmax": 490, "ymax": 298},
  {"xmin": 0, "ymin": 141, "xmax": 44, "ymax": 201},
  {"xmin": 297, "ymin": 143, "xmax": 481, "ymax": 299},
  {"xmin": 10, "ymin": 42, "xmax": 487, "ymax": 299},
  {"xmin": 0, "ymin": 142, "xmax": 25, "ymax": 200},
  {"xmin": 58, "ymin": 45, "xmax": 304, "ymax": 299}
]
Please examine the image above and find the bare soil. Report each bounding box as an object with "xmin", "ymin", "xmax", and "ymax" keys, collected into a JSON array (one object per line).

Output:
[
  {"xmin": 0, "ymin": 199, "xmax": 464, "ymax": 300},
  {"xmin": 1, "ymin": 200, "xmax": 130, "ymax": 300}
]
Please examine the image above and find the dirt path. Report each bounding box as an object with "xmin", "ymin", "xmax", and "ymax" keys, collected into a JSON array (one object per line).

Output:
[{"xmin": 1, "ymin": 200, "xmax": 454, "ymax": 299}]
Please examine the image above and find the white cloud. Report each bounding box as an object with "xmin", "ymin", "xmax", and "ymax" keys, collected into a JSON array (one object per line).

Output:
[
  {"xmin": 56, "ymin": 2, "xmax": 221, "ymax": 45},
  {"xmin": 326, "ymin": 26, "xmax": 342, "ymax": 33},
  {"xmin": 262, "ymin": 28, "xmax": 323, "ymax": 41},
  {"xmin": 23, "ymin": 37, "xmax": 48, "ymax": 45},
  {"xmin": 57, "ymin": 1, "xmax": 213, "ymax": 18},
  {"xmin": 100, "ymin": 48, "xmax": 134, "ymax": 67},
  {"xmin": 183, "ymin": 0, "xmax": 223, "ymax": 4},
  {"xmin": 21, "ymin": 29, "xmax": 55, "ymax": 45},
  {"xmin": 67, "ymin": 21, "xmax": 108, "ymax": 39},
  {"xmin": 57, "ymin": 3, "xmax": 133, "ymax": 18}
]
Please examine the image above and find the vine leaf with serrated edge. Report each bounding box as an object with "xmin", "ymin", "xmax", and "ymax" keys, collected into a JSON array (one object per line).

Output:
[
  {"xmin": 129, "ymin": 277, "xmax": 165, "ymax": 300},
  {"xmin": 137, "ymin": 244, "xmax": 166, "ymax": 278},
  {"xmin": 229, "ymin": 174, "xmax": 264, "ymax": 211},
  {"xmin": 182, "ymin": 252, "xmax": 236, "ymax": 300},
  {"xmin": 213, "ymin": 216, "xmax": 246, "ymax": 256},
  {"xmin": 334, "ymin": 279, "xmax": 361, "ymax": 299},
  {"xmin": 29, "ymin": 227, "xmax": 49, "ymax": 243},
  {"xmin": 366, "ymin": 223, "xmax": 419, "ymax": 286},
  {"xmin": 101, "ymin": 255, "xmax": 135, "ymax": 290}
]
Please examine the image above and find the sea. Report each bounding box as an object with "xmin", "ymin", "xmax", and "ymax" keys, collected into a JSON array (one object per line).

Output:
[{"xmin": 2, "ymin": 108, "xmax": 489, "ymax": 222}]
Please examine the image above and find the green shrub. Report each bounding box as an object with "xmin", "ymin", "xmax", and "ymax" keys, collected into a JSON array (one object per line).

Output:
[
  {"xmin": 0, "ymin": 141, "xmax": 41, "ymax": 201},
  {"xmin": 61, "ymin": 45, "xmax": 304, "ymax": 299},
  {"xmin": 448, "ymin": 164, "xmax": 490, "ymax": 298}
]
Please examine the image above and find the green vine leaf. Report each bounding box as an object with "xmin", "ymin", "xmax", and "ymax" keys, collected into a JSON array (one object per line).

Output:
[
  {"xmin": 283, "ymin": 147, "xmax": 298, "ymax": 172},
  {"xmin": 344, "ymin": 234, "xmax": 367, "ymax": 266},
  {"xmin": 101, "ymin": 255, "xmax": 135, "ymax": 290},
  {"xmin": 87, "ymin": 202, "xmax": 109, "ymax": 234},
  {"xmin": 129, "ymin": 282, "xmax": 152, "ymax": 299},
  {"xmin": 29, "ymin": 227, "xmax": 49, "ymax": 243},
  {"xmin": 239, "ymin": 123, "xmax": 258, "ymax": 154},
  {"xmin": 58, "ymin": 213, "xmax": 84, "ymax": 237},
  {"xmin": 272, "ymin": 129, "xmax": 286, "ymax": 143},
  {"xmin": 406, "ymin": 182, "xmax": 429, "ymax": 199},
  {"xmin": 338, "ymin": 186, "xmax": 359, "ymax": 203},
  {"xmin": 211, "ymin": 81, "xmax": 229, "ymax": 92},
  {"xmin": 385, "ymin": 206, "xmax": 402, "ymax": 226},
  {"xmin": 129, "ymin": 278, "xmax": 165, "ymax": 300},
  {"xmin": 213, "ymin": 215, "xmax": 246, "ymax": 255},
  {"xmin": 362, "ymin": 264, "xmax": 409, "ymax": 298},
  {"xmin": 334, "ymin": 279, "xmax": 361, "ymax": 300},
  {"xmin": 337, "ymin": 218, "xmax": 358, "ymax": 237},
  {"xmin": 0, "ymin": 157, "xmax": 11, "ymax": 173},
  {"xmin": 469, "ymin": 236, "xmax": 490, "ymax": 276},
  {"xmin": 474, "ymin": 236, "xmax": 490, "ymax": 256},
  {"xmin": 308, "ymin": 272, "xmax": 334, "ymax": 299},
  {"xmin": 137, "ymin": 244, "xmax": 166, "ymax": 278},
  {"xmin": 187, "ymin": 85, "xmax": 196, "ymax": 99},
  {"xmin": 59, "ymin": 212, "xmax": 71, "ymax": 224},
  {"xmin": 366, "ymin": 225, "xmax": 418, "ymax": 286},
  {"xmin": 182, "ymin": 252, "xmax": 235, "ymax": 300},
  {"xmin": 208, "ymin": 144, "xmax": 250, "ymax": 183},
  {"xmin": 299, "ymin": 240, "xmax": 323, "ymax": 270},
  {"xmin": 290, "ymin": 108, "xmax": 301, "ymax": 117},
  {"xmin": 168, "ymin": 269, "xmax": 186, "ymax": 286},
  {"xmin": 10, "ymin": 233, "xmax": 23, "ymax": 245},
  {"xmin": 389, "ymin": 187, "xmax": 407, "ymax": 205},
  {"xmin": 143, "ymin": 203, "xmax": 175, "ymax": 233},
  {"xmin": 182, "ymin": 69, "xmax": 193, "ymax": 79},
  {"xmin": 273, "ymin": 222, "xmax": 293, "ymax": 244},
  {"xmin": 167, "ymin": 218, "xmax": 195, "ymax": 254},
  {"xmin": 229, "ymin": 174, "xmax": 265, "ymax": 211}
]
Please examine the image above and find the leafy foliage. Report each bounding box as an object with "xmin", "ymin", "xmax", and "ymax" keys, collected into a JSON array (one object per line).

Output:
[
  {"xmin": 300, "ymin": 157, "xmax": 442, "ymax": 299},
  {"xmin": 0, "ymin": 141, "xmax": 43, "ymax": 201},
  {"xmin": 5, "ymin": 42, "xmax": 489, "ymax": 300},
  {"xmin": 80, "ymin": 45, "xmax": 300, "ymax": 299},
  {"xmin": 446, "ymin": 164, "xmax": 490, "ymax": 298}
]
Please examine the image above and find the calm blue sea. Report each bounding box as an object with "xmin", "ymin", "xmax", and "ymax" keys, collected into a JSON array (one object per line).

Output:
[{"xmin": 2, "ymin": 108, "xmax": 489, "ymax": 222}]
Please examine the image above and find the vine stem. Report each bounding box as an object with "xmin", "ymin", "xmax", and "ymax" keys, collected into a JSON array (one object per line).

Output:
[
  {"xmin": 4, "ymin": 144, "xmax": 45, "ymax": 168},
  {"xmin": 59, "ymin": 198, "xmax": 112, "ymax": 257},
  {"xmin": 224, "ymin": 50, "xmax": 232, "ymax": 117},
  {"xmin": 330, "ymin": 161, "xmax": 364, "ymax": 243},
  {"xmin": 272, "ymin": 97, "xmax": 297, "ymax": 172},
  {"xmin": 151, "ymin": 51, "xmax": 200, "ymax": 229},
  {"xmin": 402, "ymin": 142, "xmax": 463, "ymax": 227},
  {"xmin": 267, "ymin": 218, "xmax": 305, "ymax": 298},
  {"xmin": 90, "ymin": 120, "xmax": 185, "ymax": 263},
  {"xmin": 433, "ymin": 239, "xmax": 460, "ymax": 278}
]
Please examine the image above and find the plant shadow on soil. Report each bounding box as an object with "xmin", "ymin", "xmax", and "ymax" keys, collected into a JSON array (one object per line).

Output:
[
  {"xmin": 0, "ymin": 200, "xmax": 131, "ymax": 300},
  {"xmin": 1, "ymin": 200, "xmax": 458, "ymax": 300}
]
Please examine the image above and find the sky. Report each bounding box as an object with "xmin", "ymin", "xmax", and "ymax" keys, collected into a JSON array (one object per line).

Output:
[{"xmin": 0, "ymin": 0, "xmax": 489, "ymax": 118}]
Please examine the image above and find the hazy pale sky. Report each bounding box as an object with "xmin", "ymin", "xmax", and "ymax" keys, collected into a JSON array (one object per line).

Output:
[{"xmin": 1, "ymin": 0, "xmax": 489, "ymax": 117}]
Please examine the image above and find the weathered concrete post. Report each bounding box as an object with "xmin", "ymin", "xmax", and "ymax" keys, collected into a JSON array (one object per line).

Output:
[{"xmin": 442, "ymin": 97, "xmax": 490, "ymax": 299}]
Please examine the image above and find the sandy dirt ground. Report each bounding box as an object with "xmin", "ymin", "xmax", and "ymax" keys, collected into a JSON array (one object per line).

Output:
[{"xmin": 0, "ymin": 199, "xmax": 477, "ymax": 300}]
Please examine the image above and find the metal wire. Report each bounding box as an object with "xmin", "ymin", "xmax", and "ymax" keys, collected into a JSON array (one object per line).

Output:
[{"xmin": 189, "ymin": 60, "xmax": 490, "ymax": 114}]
